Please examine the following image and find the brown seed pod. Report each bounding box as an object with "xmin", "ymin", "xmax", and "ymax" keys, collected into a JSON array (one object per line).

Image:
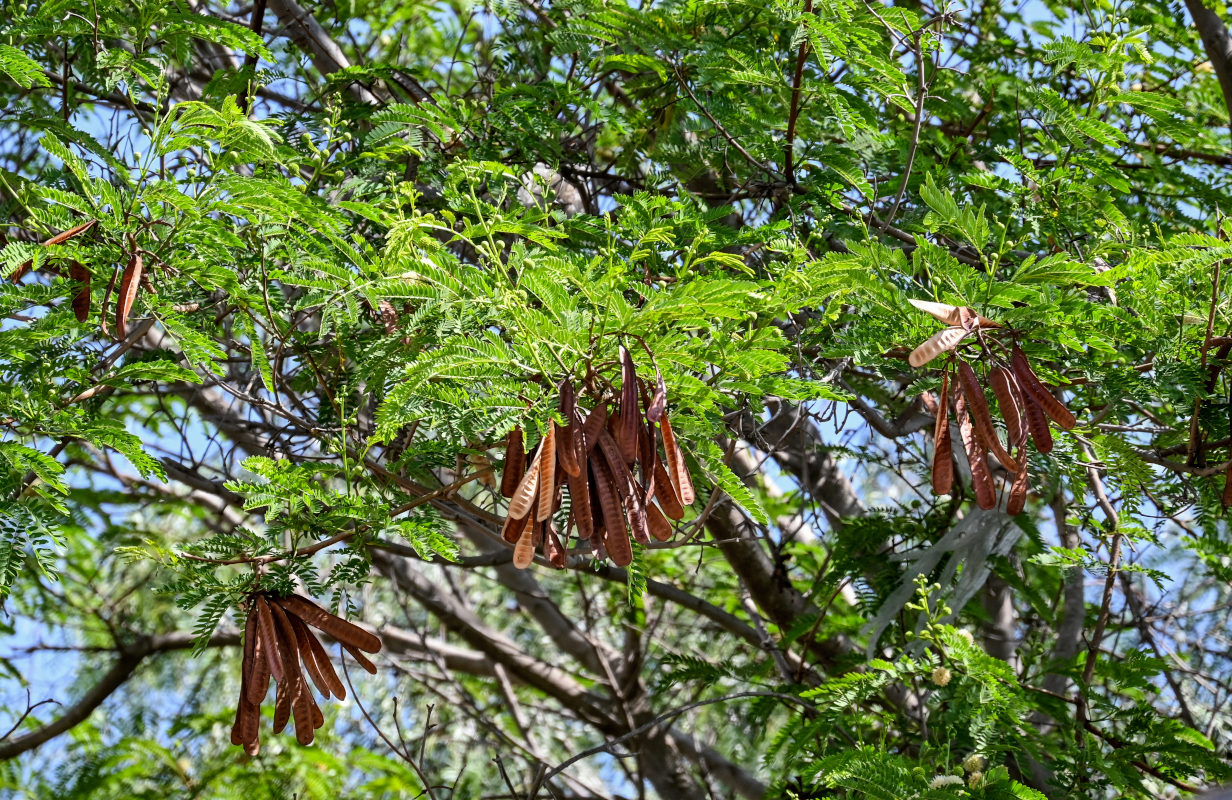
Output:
[
  {"xmin": 908, "ymin": 298, "xmax": 1001, "ymax": 329},
  {"xmin": 1007, "ymin": 451, "xmax": 1029, "ymax": 515},
  {"xmin": 659, "ymin": 411, "xmax": 695, "ymax": 505},
  {"xmin": 246, "ymin": 619, "xmax": 271, "ymax": 706},
  {"xmin": 626, "ymin": 492, "xmax": 651, "ymax": 545},
  {"xmin": 340, "ymin": 641, "xmax": 379, "ymax": 674},
  {"xmin": 115, "ymin": 244, "xmax": 143, "ymax": 340},
  {"xmin": 12, "ymin": 219, "xmax": 98, "ymax": 282},
  {"xmin": 591, "ymin": 455, "xmax": 632, "ymax": 566},
  {"xmin": 69, "ymin": 261, "xmax": 90, "ymax": 322},
  {"xmin": 507, "ymin": 441, "xmax": 544, "ymax": 521},
  {"xmin": 566, "ymin": 465, "xmax": 593, "ymax": 541},
  {"xmin": 646, "ymin": 500, "xmax": 673, "ymax": 542},
  {"xmin": 581, "ymin": 403, "xmax": 608, "ymax": 453},
  {"xmin": 651, "ymin": 449, "xmax": 685, "ymax": 520},
  {"xmin": 956, "ymin": 396, "xmax": 996, "ymax": 510},
  {"xmin": 989, "ymin": 366, "xmax": 1025, "ymax": 448},
  {"xmin": 932, "ymin": 371, "xmax": 953, "ymax": 496},
  {"xmin": 908, "ymin": 326, "xmax": 968, "ymax": 368},
  {"xmin": 501, "ymin": 506, "xmax": 532, "ymax": 544},
  {"xmin": 1021, "ymin": 392, "xmax": 1054, "ymax": 454},
  {"xmin": 513, "ymin": 524, "xmax": 536, "ymax": 568},
  {"xmin": 647, "ymin": 370, "xmax": 667, "ymax": 422},
  {"xmin": 536, "ymin": 425, "xmax": 557, "ymax": 522},
  {"xmin": 267, "ymin": 600, "xmax": 312, "ymax": 744},
  {"xmin": 619, "ymin": 346, "xmax": 639, "ymax": 462},
  {"xmin": 254, "ymin": 595, "xmax": 285, "ymax": 683},
  {"xmin": 500, "ymin": 427, "xmax": 525, "ymax": 498},
  {"xmin": 289, "ymin": 614, "xmax": 345, "ymax": 700},
  {"xmin": 275, "ymin": 594, "xmax": 383, "ymax": 654},
  {"xmin": 639, "ymin": 419, "xmax": 657, "ymax": 497},
  {"xmin": 957, "ymin": 361, "xmax": 1019, "ymax": 473},
  {"xmin": 556, "ymin": 423, "xmax": 581, "ymax": 477},
  {"xmin": 1010, "ymin": 345, "xmax": 1077, "ymax": 430},
  {"xmin": 232, "ymin": 609, "xmax": 261, "ymax": 750},
  {"xmin": 272, "ymin": 677, "xmax": 292, "ymax": 734},
  {"xmin": 543, "ymin": 522, "xmax": 567, "ymax": 568}
]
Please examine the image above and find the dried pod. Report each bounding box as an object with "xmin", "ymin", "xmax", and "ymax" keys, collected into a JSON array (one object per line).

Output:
[
  {"xmin": 500, "ymin": 427, "xmax": 525, "ymax": 498},
  {"xmin": 619, "ymin": 346, "xmax": 639, "ymax": 462},
  {"xmin": 289, "ymin": 614, "xmax": 344, "ymax": 700},
  {"xmin": 115, "ymin": 245, "xmax": 143, "ymax": 340},
  {"xmin": 659, "ymin": 411, "xmax": 695, "ymax": 505},
  {"xmin": 908, "ymin": 298, "xmax": 1000, "ymax": 329},
  {"xmin": 513, "ymin": 525, "xmax": 536, "ymax": 568},
  {"xmin": 920, "ymin": 391, "xmax": 939, "ymax": 416},
  {"xmin": 507, "ymin": 441, "xmax": 544, "ymax": 521},
  {"xmin": 536, "ymin": 425, "xmax": 558, "ymax": 522},
  {"xmin": 556, "ymin": 422, "xmax": 581, "ymax": 477},
  {"xmin": 1010, "ymin": 345, "xmax": 1077, "ymax": 430},
  {"xmin": 246, "ymin": 619, "xmax": 271, "ymax": 705},
  {"xmin": 626, "ymin": 493, "xmax": 651, "ymax": 546},
  {"xmin": 989, "ymin": 366, "xmax": 1025, "ymax": 447},
  {"xmin": 543, "ymin": 522, "xmax": 567, "ymax": 568},
  {"xmin": 651, "ymin": 449, "xmax": 685, "ymax": 520},
  {"xmin": 1022, "ymin": 391, "xmax": 1054, "ymax": 454},
  {"xmin": 581, "ymin": 403, "xmax": 608, "ymax": 453},
  {"xmin": 340, "ymin": 641, "xmax": 379, "ymax": 674},
  {"xmin": 501, "ymin": 506, "xmax": 532, "ymax": 544},
  {"xmin": 908, "ymin": 326, "xmax": 968, "ymax": 368},
  {"xmin": 1007, "ymin": 453, "xmax": 1029, "ymax": 515},
  {"xmin": 591, "ymin": 456, "xmax": 632, "ymax": 566},
  {"xmin": 647, "ymin": 370, "xmax": 667, "ymax": 422},
  {"xmin": 932, "ymin": 372, "xmax": 953, "ymax": 496},
  {"xmin": 254, "ymin": 595, "xmax": 285, "ymax": 683},
  {"xmin": 566, "ymin": 465, "xmax": 593, "ymax": 541},
  {"xmin": 69, "ymin": 261, "xmax": 90, "ymax": 322},
  {"xmin": 956, "ymin": 396, "xmax": 996, "ymax": 510},
  {"xmin": 275, "ymin": 594, "xmax": 383, "ymax": 654},
  {"xmin": 12, "ymin": 219, "xmax": 98, "ymax": 282},
  {"xmin": 596, "ymin": 428, "xmax": 635, "ymax": 500},
  {"xmin": 272, "ymin": 677, "xmax": 292, "ymax": 734},
  {"xmin": 646, "ymin": 500, "xmax": 673, "ymax": 542},
  {"xmin": 957, "ymin": 361, "xmax": 1018, "ymax": 473},
  {"xmin": 232, "ymin": 609, "xmax": 261, "ymax": 750}
]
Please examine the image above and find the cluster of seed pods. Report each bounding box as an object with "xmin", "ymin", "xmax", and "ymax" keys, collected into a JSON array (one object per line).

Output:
[
  {"xmin": 909, "ymin": 300, "xmax": 1077, "ymax": 511},
  {"xmin": 498, "ymin": 346, "xmax": 696, "ymax": 569},
  {"xmin": 231, "ymin": 592, "xmax": 382, "ymax": 754}
]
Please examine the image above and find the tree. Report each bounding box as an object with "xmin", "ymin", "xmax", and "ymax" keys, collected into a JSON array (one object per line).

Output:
[{"xmin": 0, "ymin": 0, "xmax": 1231, "ymax": 796}]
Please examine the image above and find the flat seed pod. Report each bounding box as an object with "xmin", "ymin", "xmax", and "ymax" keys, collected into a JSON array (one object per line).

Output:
[
  {"xmin": 659, "ymin": 411, "xmax": 695, "ymax": 505},
  {"xmin": 1007, "ymin": 451, "xmax": 1029, "ymax": 515},
  {"xmin": 592, "ymin": 455, "xmax": 632, "ymax": 566},
  {"xmin": 309, "ymin": 693, "xmax": 324, "ymax": 730},
  {"xmin": 1022, "ymin": 391, "xmax": 1054, "ymax": 454},
  {"xmin": 566, "ymin": 465, "xmax": 593, "ymax": 541},
  {"xmin": 513, "ymin": 525, "xmax": 536, "ymax": 568},
  {"xmin": 44, "ymin": 219, "xmax": 97, "ymax": 247},
  {"xmin": 626, "ymin": 493, "xmax": 651, "ymax": 545},
  {"xmin": 651, "ymin": 449, "xmax": 685, "ymax": 519},
  {"xmin": 254, "ymin": 595, "xmax": 285, "ymax": 683},
  {"xmin": 232, "ymin": 610, "xmax": 260, "ymax": 747},
  {"xmin": 291, "ymin": 614, "xmax": 345, "ymax": 700},
  {"xmin": 908, "ymin": 298, "xmax": 1000, "ymax": 328},
  {"xmin": 596, "ymin": 429, "xmax": 636, "ymax": 500},
  {"xmin": 341, "ymin": 642, "xmax": 378, "ymax": 674},
  {"xmin": 640, "ymin": 420, "xmax": 657, "ymax": 497},
  {"xmin": 272, "ymin": 678, "xmax": 291, "ymax": 734},
  {"xmin": 501, "ymin": 507, "xmax": 532, "ymax": 544},
  {"xmin": 247, "ymin": 613, "xmax": 271, "ymax": 705},
  {"xmin": 543, "ymin": 522, "xmax": 566, "ymax": 568},
  {"xmin": 267, "ymin": 599, "xmax": 306, "ymax": 691},
  {"xmin": 646, "ymin": 500, "xmax": 673, "ymax": 542},
  {"xmin": 587, "ymin": 462, "xmax": 606, "ymax": 546},
  {"xmin": 288, "ymin": 614, "xmax": 334, "ymax": 700},
  {"xmin": 115, "ymin": 246, "xmax": 143, "ymax": 340},
  {"xmin": 921, "ymin": 390, "xmax": 939, "ymax": 416},
  {"xmin": 500, "ymin": 427, "xmax": 525, "ymax": 498},
  {"xmin": 536, "ymin": 425, "xmax": 557, "ymax": 522},
  {"xmin": 956, "ymin": 396, "xmax": 997, "ymax": 510},
  {"xmin": 646, "ymin": 370, "xmax": 667, "ymax": 422},
  {"xmin": 290, "ymin": 674, "xmax": 315, "ymax": 745},
  {"xmin": 957, "ymin": 361, "xmax": 1018, "ymax": 473},
  {"xmin": 581, "ymin": 404, "xmax": 608, "ymax": 452},
  {"xmin": 507, "ymin": 441, "xmax": 544, "ymax": 521},
  {"xmin": 276, "ymin": 594, "xmax": 383, "ymax": 654},
  {"xmin": 557, "ymin": 424, "xmax": 581, "ymax": 476},
  {"xmin": 1010, "ymin": 345, "xmax": 1077, "ymax": 430},
  {"xmin": 908, "ymin": 326, "xmax": 968, "ymax": 368},
  {"xmin": 69, "ymin": 261, "xmax": 90, "ymax": 322},
  {"xmin": 619, "ymin": 346, "xmax": 639, "ymax": 462},
  {"xmin": 932, "ymin": 372, "xmax": 953, "ymax": 496},
  {"xmin": 989, "ymin": 366, "xmax": 1025, "ymax": 447}
]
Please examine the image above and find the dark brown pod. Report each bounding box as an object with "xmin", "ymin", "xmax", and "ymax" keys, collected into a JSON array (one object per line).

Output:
[
  {"xmin": 254, "ymin": 595, "xmax": 285, "ymax": 683},
  {"xmin": 341, "ymin": 642, "xmax": 379, "ymax": 674},
  {"xmin": 246, "ymin": 615, "xmax": 271, "ymax": 705},
  {"xmin": 500, "ymin": 427, "xmax": 525, "ymax": 498},
  {"xmin": 69, "ymin": 261, "xmax": 90, "ymax": 322},
  {"xmin": 956, "ymin": 396, "xmax": 996, "ymax": 510},
  {"xmin": 592, "ymin": 455, "xmax": 632, "ymax": 566},
  {"xmin": 932, "ymin": 371, "xmax": 953, "ymax": 496},
  {"xmin": 587, "ymin": 462, "xmax": 606, "ymax": 550},
  {"xmin": 290, "ymin": 614, "xmax": 345, "ymax": 700},
  {"xmin": 276, "ymin": 594, "xmax": 383, "ymax": 653},
  {"xmin": 957, "ymin": 361, "xmax": 1019, "ymax": 473},
  {"xmin": 12, "ymin": 219, "xmax": 98, "ymax": 282},
  {"xmin": 639, "ymin": 419, "xmax": 656, "ymax": 496},
  {"xmin": 272, "ymin": 678, "xmax": 291, "ymax": 734},
  {"xmin": 596, "ymin": 429, "xmax": 635, "ymax": 500},
  {"xmin": 581, "ymin": 403, "xmax": 608, "ymax": 453},
  {"xmin": 566, "ymin": 465, "xmax": 593, "ymax": 541},
  {"xmin": 626, "ymin": 493, "xmax": 651, "ymax": 545},
  {"xmin": 646, "ymin": 500, "xmax": 673, "ymax": 542},
  {"xmin": 232, "ymin": 608, "xmax": 260, "ymax": 748},
  {"xmin": 619, "ymin": 346, "xmax": 639, "ymax": 462},
  {"xmin": 287, "ymin": 614, "xmax": 333, "ymax": 700},
  {"xmin": 1007, "ymin": 450, "xmax": 1029, "ymax": 515},
  {"xmin": 651, "ymin": 449, "xmax": 685, "ymax": 520},
  {"xmin": 659, "ymin": 411, "xmax": 696, "ymax": 505},
  {"xmin": 501, "ymin": 503, "xmax": 533, "ymax": 544},
  {"xmin": 556, "ymin": 423, "xmax": 581, "ymax": 477},
  {"xmin": 115, "ymin": 246, "xmax": 143, "ymax": 340},
  {"xmin": 1022, "ymin": 391, "xmax": 1054, "ymax": 454},
  {"xmin": 543, "ymin": 522, "xmax": 566, "ymax": 568},
  {"xmin": 646, "ymin": 370, "xmax": 667, "ymax": 422},
  {"xmin": 1010, "ymin": 345, "xmax": 1077, "ymax": 430},
  {"xmin": 989, "ymin": 366, "xmax": 1025, "ymax": 448}
]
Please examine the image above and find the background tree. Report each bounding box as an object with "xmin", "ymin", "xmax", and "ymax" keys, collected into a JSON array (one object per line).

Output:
[{"xmin": 1, "ymin": 0, "xmax": 1232, "ymax": 797}]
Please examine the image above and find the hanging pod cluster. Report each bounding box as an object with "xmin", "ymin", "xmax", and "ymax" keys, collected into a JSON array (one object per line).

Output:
[
  {"xmin": 231, "ymin": 592, "xmax": 383, "ymax": 754},
  {"xmin": 498, "ymin": 346, "xmax": 696, "ymax": 569},
  {"xmin": 910, "ymin": 299, "xmax": 1077, "ymax": 512}
]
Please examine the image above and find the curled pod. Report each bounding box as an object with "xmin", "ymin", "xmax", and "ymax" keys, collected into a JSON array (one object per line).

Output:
[
  {"xmin": 956, "ymin": 396, "xmax": 996, "ymax": 510},
  {"xmin": 957, "ymin": 361, "xmax": 1018, "ymax": 473},
  {"xmin": 500, "ymin": 427, "xmax": 525, "ymax": 498},
  {"xmin": 989, "ymin": 366, "xmax": 1025, "ymax": 448},
  {"xmin": 1010, "ymin": 345, "xmax": 1077, "ymax": 430},
  {"xmin": 932, "ymin": 371, "xmax": 953, "ymax": 496}
]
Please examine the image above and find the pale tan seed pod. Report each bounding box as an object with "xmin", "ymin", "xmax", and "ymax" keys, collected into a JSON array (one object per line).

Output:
[{"xmin": 908, "ymin": 326, "xmax": 968, "ymax": 368}]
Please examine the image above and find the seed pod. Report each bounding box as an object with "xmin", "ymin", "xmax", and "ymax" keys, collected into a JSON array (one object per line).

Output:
[
  {"xmin": 276, "ymin": 594, "xmax": 383, "ymax": 654},
  {"xmin": 647, "ymin": 370, "xmax": 667, "ymax": 422},
  {"xmin": 659, "ymin": 411, "xmax": 695, "ymax": 505},
  {"xmin": 956, "ymin": 396, "xmax": 996, "ymax": 510},
  {"xmin": 507, "ymin": 442, "xmax": 544, "ymax": 521},
  {"xmin": 596, "ymin": 429, "xmax": 635, "ymax": 500},
  {"xmin": 341, "ymin": 641, "xmax": 378, "ymax": 674},
  {"xmin": 587, "ymin": 463, "xmax": 606, "ymax": 550},
  {"xmin": 289, "ymin": 614, "xmax": 345, "ymax": 700},
  {"xmin": 640, "ymin": 419, "xmax": 657, "ymax": 496},
  {"xmin": 287, "ymin": 613, "xmax": 332, "ymax": 700},
  {"xmin": 592, "ymin": 455, "xmax": 632, "ymax": 566},
  {"xmin": 932, "ymin": 372, "xmax": 953, "ymax": 496},
  {"xmin": 1022, "ymin": 391, "xmax": 1054, "ymax": 454},
  {"xmin": 921, "ymin": 391, "xmax": 939, "ymax": 416},
  {"xmin": 536, "ymin": 425, "xmax": 558, "ymax": 521},
  {"xmin": 909, "ymin": 298, "xmax": 1001, "ymax": 328},
  {"xmin": 115, "ymin": 245, "xmax": 143, "ymax": 340},
  {"xmin": 543, "ymin": 522, "xmax": 566, "ymax": 568},
  {"xmin": 1010, "ymin": 345, "xmax": 1077, "ymax": 430},
  {"xmin": 1007, "ymin": 452, "xmax": 1029, "ymax": 515},
  {"xmin": 908, "ymin": 326, "xmax": 967, "ymax": 368},
  {"xmin": 69, "ymin": 261, "xmax": 90, "ymax": 322},
  {"xmin": 626, "ymin": 493, "xmax": 651, "ymax": 545},
  {"xmin": 232, "ymin": 609, "xmax": 261, "ymax": 748},
  {"xmin": 500, "ymin": 427, "xmax": 525, "ymax": 498},
  {"xmin": 652, "ymin": 449, "xmax": 685, "ymax": 519},
  {"xmin": 272, "ymin": 677, "xmax": 292, "ymax": 734},
  {"xmin": 646, "ymin": 500, "xmax": 673, "ymax": 542},
  {"xmin": 12, "ymin": 220, "xmax": 98, "ymax": 282},
  {"xmin": 619, "ymin": 346, "xmax": 639, "ymax": 462},
  {"xmin": 247, "ymin": 617, "xmax": 271, "ymax": 705},
  {"xmin": 513, "ymin": 525, "xmax": 536, "ymax": 568},
  {"xmin": 581, "ymin": 403, "xmax": 608, "ymax": 453},
  {"xmin": 501, "ymin": 507, "xmax": 532, "ymax": 544},
  {"xmin": 566, "ymin": 464, "xmax": 593, "ymax": 541},
  {"xmin": 556, "ymin": 423, "xmax": 581, "ymax": 477},
  {"xmin": 254, "ymin": 595, "xmax": 285, "ymax": 683},
  {"xmin": 989, "ymin": 366, "xmax": 1025, "ymax": 447},
  {"xmin": 957, "ymin": 361, "xmax": 1018, "ymax": 473}
]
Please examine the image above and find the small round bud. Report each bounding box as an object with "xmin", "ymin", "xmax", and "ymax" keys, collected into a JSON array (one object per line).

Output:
[
  {"xmin": 931, "ymin": 666, "xmax": 952, "ymax": 687},
  {"xmin": 957, "ymin": 629, "xmax": 975, "ymax": 646},
  {"xmin": 962, "ymin": 753, "xmax": 984, "ymax": 774},
  {"xmin": 968, "ymin": 771, "xmax": 984, "ymax": 788}
]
